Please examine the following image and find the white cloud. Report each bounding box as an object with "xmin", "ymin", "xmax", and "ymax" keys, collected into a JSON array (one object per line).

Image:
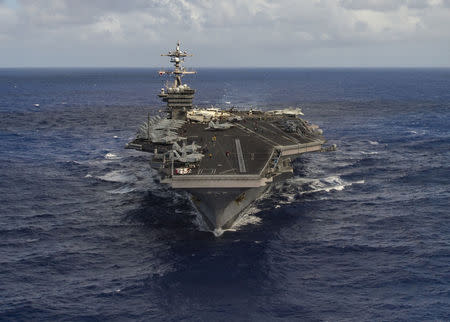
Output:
[
  {"xmin": 0, "ymin": 0, "xmax": 449, "ymax": 66},
  {"xmin": 92, "ymin": 14, "xmax": 123, "ymax": 40}
]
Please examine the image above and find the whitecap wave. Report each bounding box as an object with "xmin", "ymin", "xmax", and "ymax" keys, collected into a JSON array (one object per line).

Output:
[
  {"xmin": 360, "ymin": 151, "xmax": 379, "ymax": 155},
  {"xmin": 104, "ymin": 152, "xmax": 120, "ymax": 160},
  {"xmin": 210, "ymin": 209, "xmax": 264, "ymax": 236},
  {"xmin": 97, "ymin": 170, "xmax": 137, "ymax": 183},
  {"xmin": 212, "ymin": 228, "xmax": 226, "ymax": 237},
  {"xmin": 285, "ymin": 175, "xmax": 365, "ymax": 196},
  {"xmin": 107, "ymin": 185, "xmax": 136, "ymax": 194},
  {"xmin": 232, "ymin": 209, "xmax": 262, "ymax": 228},
  {"xmin": 334, "ymin": 161, "xmax": 353, "ymax": 167},
  {"xmin": 369, "ymin": 140, "xmax": 379, "ymax": 145},
  {"xmin": 298, "ymin": 176, "xmax": 362, "ymax": 194},
  {"xmin": 192, "ymin": 204, "xmax": 263, "ymax": 237}
]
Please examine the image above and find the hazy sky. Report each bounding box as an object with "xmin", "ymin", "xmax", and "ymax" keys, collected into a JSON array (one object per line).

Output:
[{"xmin": 1, "ymin": 0, "xmax": 450, "ymax": 67}]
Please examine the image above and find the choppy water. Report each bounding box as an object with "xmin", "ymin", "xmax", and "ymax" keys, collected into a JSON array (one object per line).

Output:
[{"xmin": 0, "ymin": 68, "xmax": 449, "ymax": 320}]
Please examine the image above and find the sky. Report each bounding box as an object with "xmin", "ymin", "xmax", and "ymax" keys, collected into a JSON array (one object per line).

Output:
[{"xmin": 0, "ymin": 0, "xmax": 449, "ymax": 67}]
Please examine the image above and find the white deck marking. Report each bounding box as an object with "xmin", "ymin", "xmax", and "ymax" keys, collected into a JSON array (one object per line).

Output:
[
  {"xmin": 235, "ymin": 138, "xmax": 247, "ymax": 173},
  {"xmin": 235, "ymin": 123, "xmax": 279, "ymax": 146},
  {"xmin": 263, "ymin": 122, "xmax": 299, "ymax": 143},
  {"xmin": 197, "ymin": 168, "xmax": 216, "ymax": 175}
]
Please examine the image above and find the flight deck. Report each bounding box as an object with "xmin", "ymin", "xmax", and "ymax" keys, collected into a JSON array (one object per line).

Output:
[{"xmin": 179, "ymin": 116, "xmax": 322, "ymax": 177}]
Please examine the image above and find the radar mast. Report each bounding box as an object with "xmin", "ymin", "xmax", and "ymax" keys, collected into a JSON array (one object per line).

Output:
[
  {"xmin": 158, "ymin": 41, "xmax": 196, "ymax": 120},
  {"xmin": 159, "ymin": 41, "xmax": 196, "ymax": 88}
]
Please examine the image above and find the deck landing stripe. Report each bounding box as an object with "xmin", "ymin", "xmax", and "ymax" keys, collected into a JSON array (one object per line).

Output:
[{"xmin": 235, "ymin": 138, "xmax": 246, "ymax": 173}]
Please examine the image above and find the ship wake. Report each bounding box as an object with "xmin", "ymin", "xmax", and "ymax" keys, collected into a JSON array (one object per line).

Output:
[{"xmin": 275, "ymin": 175, "xmax": 365, "ymax": 204}]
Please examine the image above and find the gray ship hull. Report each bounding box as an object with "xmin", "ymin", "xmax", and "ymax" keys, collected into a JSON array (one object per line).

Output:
[{"xmin": 187, "ymin": 186, "xmax": 269, "ymax": 230}]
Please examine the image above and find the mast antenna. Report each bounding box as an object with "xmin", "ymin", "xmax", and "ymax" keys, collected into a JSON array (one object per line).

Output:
[{"xmin": 159, "ymin": 41, "xmax": 196, "ymax": 88}]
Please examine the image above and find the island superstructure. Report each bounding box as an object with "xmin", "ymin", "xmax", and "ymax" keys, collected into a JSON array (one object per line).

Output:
[{"xmin": 127, "ymin": 42, "xmax": 329, "ymax": 232}]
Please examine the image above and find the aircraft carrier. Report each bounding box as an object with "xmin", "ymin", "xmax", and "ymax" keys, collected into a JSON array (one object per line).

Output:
[{"xmin": 127, "ymin": 42, "xmax": 331, "ymax": 233}]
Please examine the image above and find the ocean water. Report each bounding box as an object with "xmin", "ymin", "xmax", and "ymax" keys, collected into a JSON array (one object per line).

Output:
[{"xmin": 0, "ymin": 68, "xmax": 449, "ymax": 321}]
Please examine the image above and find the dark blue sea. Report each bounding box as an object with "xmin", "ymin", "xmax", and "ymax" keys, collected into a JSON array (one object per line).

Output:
[{"xmin": 0, "ymin": 68, "xmax": 449, "ymax": 321}]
